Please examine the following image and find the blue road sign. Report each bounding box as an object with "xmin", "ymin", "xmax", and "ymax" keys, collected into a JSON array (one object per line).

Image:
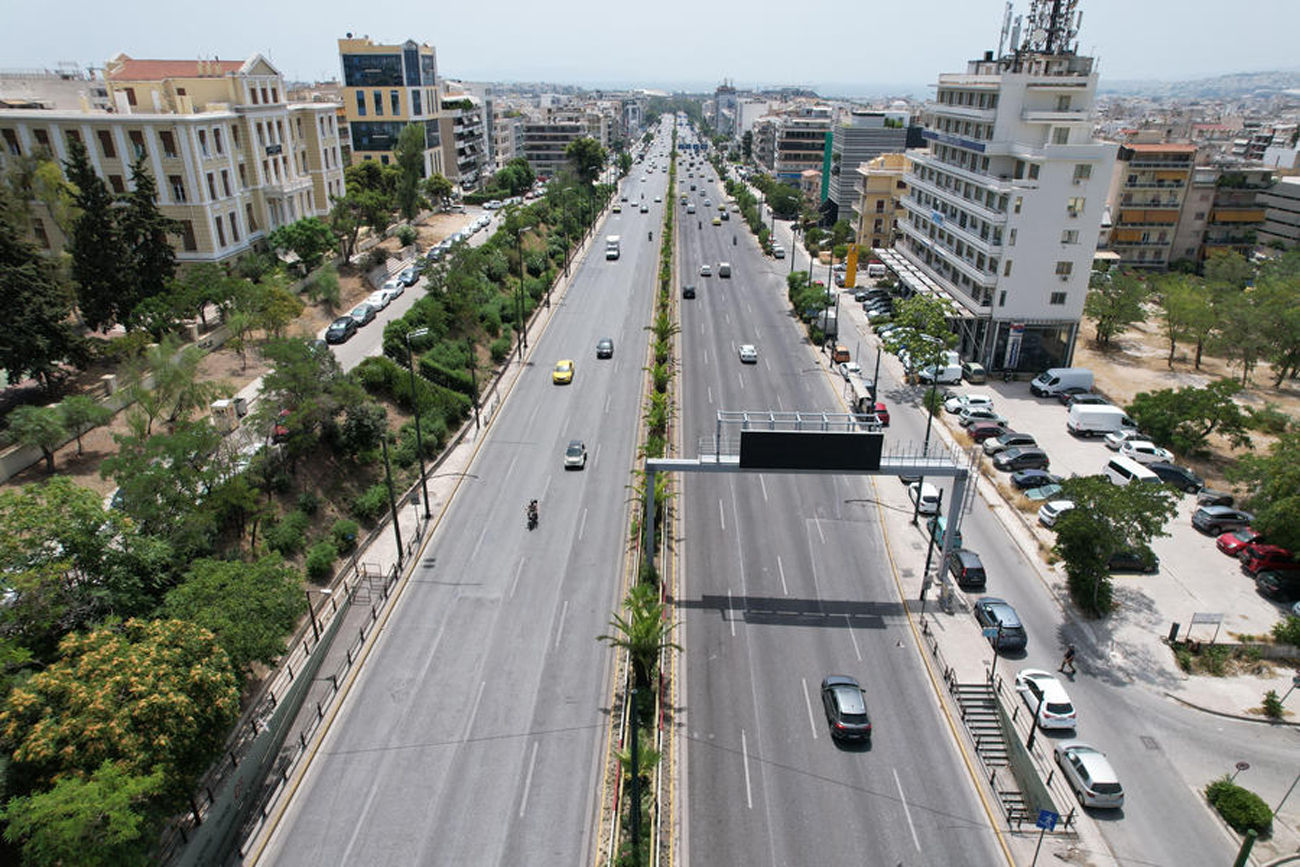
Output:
[{"xmin": 1036, "ymin": 809, "xmax": 1058, "ymax": 832}]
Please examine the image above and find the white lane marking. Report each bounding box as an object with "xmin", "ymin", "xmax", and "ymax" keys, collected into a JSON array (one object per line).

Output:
[
  {"xmin": 893, "ymin": 768, "xmax": 922, "ymax": 851},
  {"xmin": 577, "ymin": 507, "xmax": 588, "ymax": 541},
  {"xmin": 554, "ymin": 599, "xmax": 569, "ymax": 648},
  {"xmin": 846, "ymin": 613, "xmax": 863, "ymax": 661},
  {"xmin": 510, "ymin": 557, "xmax": 525, "ymax": 598},
  {"xmin": 815, "ymin": 517, "xmax": 826, "ymax": 545},
  {"xmin": 725, "ymin": 312, "xmax": 731, "ymax": 324},
  {"xmin": 339, "ymin": 781, "xmax": 384, "ymax": 864},
  {"xmin": 776, "ymin": 394, "xmax": 785, "ymax": 411},
  {"xmin": 707, "ymin": 385, "xmax": 714, "ymax": 405},
  {"xmin": 526, "ymin": 402, "xmax": 541, "ymax": 429},
  {"xmin": 801, "ymin": 678, "xmax": 819, "ymax": 739},
  {"xmin": 505, "ymin": 453, "xmax": 519, "ymax": 482},
  {"xmin": 758, "ymin": 475, "xmax": 768, "ymax": 503},
  {"xmin": 462, "ymin": 681, "xmax": 486, "ymax": 742},
  {"xmin": 468, "ymin": 522, "xmax": 489, "ymax": 564},
  {"xmin": 518, "ymin": 741, "xmax": 540, "ymax": 817},
  {"xmin": 737, "ymin": 371, "xmax": 744, "ymax": 390},
  {"xmin": 764, "ymin": 357, "xmax": 771, "ymax": 372},
  {"xmin": 604, "ymin": 394, "xmax": 612, "ymax": 415},
  {"xmin": 718, "ymin": 498, "xmax": 726, "ymax": 531},
  {"xmin": 727, "ymin": 589, "xmax": 736, "ymax": 637},
  {"xmin": 741, "ymin": 729, "xmax": 754, "ymax": 809},
  {"xmin": 777, "ymin": 556, "xmax": 788, "ymax": 595},
  {"xmin": 594, "ymin": 444, "xmax": 601, "ymax": 466}
]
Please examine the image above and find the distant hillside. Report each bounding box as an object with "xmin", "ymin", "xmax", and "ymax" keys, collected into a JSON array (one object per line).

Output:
[{"xmin": 1101, "ymin": 69, "xmax": 1300, "ymax": 100}]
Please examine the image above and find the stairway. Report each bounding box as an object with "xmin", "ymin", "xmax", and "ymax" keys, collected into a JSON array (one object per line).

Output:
[{"xmin": 953, "ymin": 681, "xmax": 1008, "ymax": 767}]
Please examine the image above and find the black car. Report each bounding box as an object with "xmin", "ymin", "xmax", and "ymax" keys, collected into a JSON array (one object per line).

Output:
[
  {"xmin": 1011, "ymin": 469, "xmax": 1062, "ymax": 490},
  {"xmin": 993, "ymin": 448, "xmax": 1050, "ymax": 472},
  {"xmin": 324, "ymin": 316, "xmax": 358, "ymax": 344},
  {"xmin": 1059, "ymin": 391, "xmax": 1109, "ymax": 407},
  {"xmin": 1053, "ymin": 385, "xmax": 1091, "ymax": 403},
  {"xmin": 947, "ymin": 549, "xmax": 987, "ymax": 590},
  {"xmin": 596, "ymin": 338, "xmax": 614, "ymax": 359},
  {"xmin": 1147, "ymin": 462, "xmax": 1204, "ymax": 493},
  {"xmin": 1108, "ymin": 547, "xmax": 1159, "ymax": 573},
  {"xmin": 1256, "ymin": 570, "xmax": 1300, "ymax": 602},
  {"xmin": 1197, "ymin": 488, "xmax": 1235, "ymax": 507},
  {"xmin": 973, "ymin": 597, "xmax": 1028, "ymax": 652},
  {"xmin": 682, "ymin": 284, "xmax": 696, "ymax": 299},
  {"xmin": 820, "ymin": 675, "xmax": 872, "ymax": 741}
]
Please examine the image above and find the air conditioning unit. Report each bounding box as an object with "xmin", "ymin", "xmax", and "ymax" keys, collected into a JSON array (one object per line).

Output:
[
  {"xmin": 1072, "ymin": 178, "xmax": 1083, "ymax": 185},
  {"xmin": 1059, "ymin": 274, "xmax": 1070, "ymax": 281},
  {"xmin": 1068, "ymin": 210, "xmax": 1079, "ymax": 218}
]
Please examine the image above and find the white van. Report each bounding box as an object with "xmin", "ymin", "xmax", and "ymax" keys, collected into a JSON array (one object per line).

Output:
[
  {"xmin": 1105, "ymin": 456, "xmax": 1160, "ymax": 487},
  {"xmin": 1031, "ymin": 367, "xmax": 1094, "ymax": 397},
  {"xmin": 1067, "ymin": 404, "xmax": 1137, "ymax": 437},
  {"xmin": 919, "ymin": 363, "xmax": 962, "ymax": 384},
  {"xmin": 718, "ymin": 262, "xmax": 732, "ymax": 277},
  {"xmin": 867, "ymin": 262, "xmax": 887, "ymax": 279}
]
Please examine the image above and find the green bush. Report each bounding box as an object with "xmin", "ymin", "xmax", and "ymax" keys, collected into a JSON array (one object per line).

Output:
[
  {"xmin": 1262, "ymin": 689, "xmax": 1284, "ymax": 720},
  {"xmin": 353, "ymin": 483, "xmax": 390, "ymax": 526},
  {"xmin": 1205, "ymin": 776, "xmax": 1272, "ymax": 835},
  {"xmin": 305, "ymin": 540, "xmax": 339, "ymax": 582},
  {"xmin": 419, "ymin": 356, "xmax": 476, "ymax": 397},
  {"xmin": 396, "ymin": 225, "xmax": 418, "ymax": 247},
  {"xmin": 1248, "ymin": 402, "xmax": 1292, "ymax": 434},
  {"xmin": 361, "ymin": 248, "xmax": 390, "ymax": 271},
  {"xmin": 1272, "ymin": 615, "xmax": 1300, "ymax": 647},
  {"xmin": 490, "ymin": 336, "xmax": 512, "ymax": 362},
  {"xmin": 297, "ymin": 491, "xmax": 320, "ymax": 515},
  {"xmin": 265, "ymin": 510, "xmax": 311, "ymax": 556},
  {"xmin": 331, "ymin": 519, "xmax": 359, "ymax": 554}
]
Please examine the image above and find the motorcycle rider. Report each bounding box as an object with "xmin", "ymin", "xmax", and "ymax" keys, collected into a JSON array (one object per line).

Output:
[{"xmin": 527, "ymin": 499, "xmax": 539, "ymax": 526}]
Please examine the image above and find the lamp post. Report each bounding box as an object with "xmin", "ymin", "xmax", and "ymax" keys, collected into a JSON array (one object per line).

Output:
[
  {"xmin": 516, "ymin": 228, "xmax": 528, "ymax": 358},
  {"xmin": 790, "ymin": 225, "xmax": 799, "ymax": 275},
  {"xmin": 380, "ymin": 434, "xmax": 403, "ymax": 568},
  {"xmin": 404, "ymin": 327, "xmax": 432, "ymax": 521},
  {"xmin": 466, "ymin": 337, "xmax": 481, "ymax": 430}
]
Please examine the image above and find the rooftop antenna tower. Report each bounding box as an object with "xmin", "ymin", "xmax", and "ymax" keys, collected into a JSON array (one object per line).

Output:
[
  {"xmin": 996, "ymin": 2, "xmax": 1013, "ymax": 58},
  {"xmin": 1022, "ymin": 0, "xmax": 1081, "ymax": 54}
]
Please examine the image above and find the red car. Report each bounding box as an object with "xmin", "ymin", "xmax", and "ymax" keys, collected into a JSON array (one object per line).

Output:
[
  {"xmin": 1239, "ymin": 543, "xmax": 1299, "ymax": 577},
  {"xmin": 969, "ymin": 422, "xmax": 1009, "ymax": 443},
  {"xmin": 1216, "ymin": 528, "xmax": 1262, "ymax": 557}
]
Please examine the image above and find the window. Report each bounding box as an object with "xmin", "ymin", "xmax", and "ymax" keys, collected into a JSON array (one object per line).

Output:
[
  {"xmin": 390, "ymin": 91, "xmax": 400, "ymax": 115},
  {"xmin": 1056, "ymin": 95, "xmax": 1072, "ymax": 111},
  {"xmin": 1194, "ymin": 212, "xmax": 1206, "ymax": 220},
  {"xmin": 873, "ymin": 218, "xmax": 883, "ymax": 232},
  {"xmin": 261, "ymin": 87, "xmax": 270, "ymax": 104},
  {"xmin": 271, "ymin": 87, "xmax": 278, "ymax": 103},
  {"xmin": 1028, "ymin": 163, "xmax": 1040, "ymax": 180},
  {"xmin": 123, "ymin": 87, "xmax": 137, "ymax": 106},
  {"xmin": 32, "ymin": 218, "xmax": 49, "ymax": 248},
  {"xmin": 213, "ymin": 128, "xmax": 223, "ymax": 154},
  {"xmin": 1055, "ymin": 261, "xmax": 1073, "ymax": 276},
  {"xmin": 128, "ymin": 130, "xmax": 146, "ymax": 159},
  {"xmin": 1067, "ymin": 197, "xmax": 1085, "ymax": 216},
  {"xmin": 65, "ymin": 130, "xmax": 81, "ymax": 147},
  {"xmin": 228, "ymin": 213, "xmax": 240, "ymax": 243},
  {"xmin": 198, "ymin": 130, "xmax": 208, "ymax": 156},
  {"xmin": 1013, "ymin": 196, "xmax": 1022, "ymax": 215},
  {"xmin": 2, "ymin": 128, "xmax": 19, "ymax": 156},
  {"xmin": 356, "ymin": 91, "xmax": 367, "ymax": 117},
  {"xmin": 169, "ymin": 175, "xmax": 186, "ymax": 202},
  {"xmin": 1052, "ymin": 127, "xmax": 1070, "ymax": 145},
  {"xmin": 109, "ymin": 175, "xmax": 125, "ymax": 194},
  {"xmin": 1061, "ymin": 230, "xmax": 1079, "ymax": 244},
  {"xmin": 97, "ymin": 130, "xmax": 116, "ymax": 159},
  {"xmin": 373, "ymin": 91, "xmax": 383, "ymax": 116},
  {"xmin": 412, "ymin": 89, "xmax": 422, "ymax": 116},
  {"xmin": 232, "ymin": 127, "xmax": 240, "ymax": 149},
  {"xmin": 250, "ymin": 86, "xmax": 259, "ymax": 105},
  {"xmin": 221, "ymin": 170, "xmax": 231, "ymax": 197},
  {"xmin": 215, "ymin": 217, "xmax": 226, "ymax": 247},
  {"xmin": 246, "ymin": 203, "xmax": 258, "ymax": 231},
  {"xmin": 34, "ymin": 129, "xmax": 49, "ymax": 149},
  {"xmin": 1073, "ymin": 164, "xmax": 1091, "ymax": 183},
  {"xmin": 1008, "ymin": 228, "xmax": 1017, "ymax": 246},
  {"xmin": 999, "ymin": 290, "xmax": 1007, "ymax": 307},
  {"xmin": 1049, "ymin": 292, "xmax": 1067, "ymax": 305},
  {"xmin": 207, "ymin": 173, "xmax": 217, "ymax": 199},
  {"xmin": 179, "ymin": 220, "xmax": 197, "ymax": 251},
  {"xmin": 1004, "ymin": 260, "xmax": 1013, "ymax": 277},
  {"xmin": 238, "ymin": 164, "xmax": 247, "ymax": 187}
]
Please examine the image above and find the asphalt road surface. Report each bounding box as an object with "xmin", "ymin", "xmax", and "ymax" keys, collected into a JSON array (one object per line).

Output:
[
  {"xmin": 258, "ymin": 129, "xmax": 672, "ymax": 866},
  {"xmin": 674, "ymin": 147, "xmax": 1006, "ymax": 866}
]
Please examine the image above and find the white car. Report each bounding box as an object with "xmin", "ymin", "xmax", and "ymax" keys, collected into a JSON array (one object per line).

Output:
[
  {"xmin": 1103, "ymin": 429, "xmax": 1147, "ymax": 451},
  {"xmin": 908, "ymin": 482, "xmax": 941, "ymax": 515},
  {"xmin": 365, "ymin": 289, "xmax": 392, "ymax": 310},
  {"xmin": 838, "ymin": 361, "xmax": 863, "ymax": 380},
  {"xmin": 945, "ymin": 394, "xmax": 994, "ymax": 414},
  {"xmin": 958, "ymin": 406, "xmax": 1008, "ymax": 427},
  {"xmin": 1120, "ymin": 441, "xmax": 1173, "ymax": 465},
  {"xmin": 1038, "ymin": 500, "xmax": 1075, "ymax": 528},
  {"xmin": 700, "ymin": 264, "xmax": 712, "ymax": 277},
  {"xmin": 1015, "ymin": 669, "xmax": 1078, "ymax": 730},
  {"xmin": 738, "ymin": 344, "xmax": 758, "ymax": 364},
  {"xmin": 1055, "ymin": 742, "xmax": 1124, "ymax": 809}
]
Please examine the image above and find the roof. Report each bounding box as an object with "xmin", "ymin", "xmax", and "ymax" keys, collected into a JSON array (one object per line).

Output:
[
  {"xmin": 105, "ymin": 55, "xmax": 246, "ymax": 81},
  {"xmin": 1125, "ymin": 143, "xmax": 1197, "ymax": 154}
]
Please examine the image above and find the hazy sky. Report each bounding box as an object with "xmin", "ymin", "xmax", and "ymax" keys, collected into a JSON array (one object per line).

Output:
[{"xmin": 7, "ymin": 0, "xmax": 1298, "ymax": 97}]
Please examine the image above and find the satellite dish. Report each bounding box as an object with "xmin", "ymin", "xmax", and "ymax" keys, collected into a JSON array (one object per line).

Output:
[{"xmin": 1031, "ymin": 27, "xmax": 1048, "ymax": 44}]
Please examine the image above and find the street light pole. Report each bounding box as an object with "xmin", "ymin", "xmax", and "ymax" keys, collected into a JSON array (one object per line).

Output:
[
  {"xmin": 466, "ymin": 337, "xmax": 480, "ymax": 430},
  {"xmin": 516, "ymin": 228, "xmax": 528, "ymax": 357},
  {"xmin": 403, "ymin": 329, "xmax": 432, "ymax": 521},
  {"xmin": 380, "ymin": 435, "xmax": 403, "ymax": 568}
]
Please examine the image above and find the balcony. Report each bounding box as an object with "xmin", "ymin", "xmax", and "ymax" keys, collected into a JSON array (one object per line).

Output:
[
  {"xmin": 1020, "ymin": 108, "xmax": 1092, "ymax": 124},
  {"xmin": 900, "ymin": 197, "xmax": 1002, "ymax": 257},
  {"xmin": 927, "ymin": 103, "xmax": 996, "ymax": 122}
]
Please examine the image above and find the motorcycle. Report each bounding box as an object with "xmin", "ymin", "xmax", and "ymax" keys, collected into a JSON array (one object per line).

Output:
[{"xmin": 527, "ymin": 500, "xmax": 539, "ymax": 531}]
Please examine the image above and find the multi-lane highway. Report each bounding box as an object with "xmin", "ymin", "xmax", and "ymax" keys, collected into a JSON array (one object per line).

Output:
[
  {"xmin": 673, "ymin": 139, "xmax": 1006, "ymax": 865},
  {"xmin": 257, "ymin": 121, "xmax": 674, "ymax": 865}
]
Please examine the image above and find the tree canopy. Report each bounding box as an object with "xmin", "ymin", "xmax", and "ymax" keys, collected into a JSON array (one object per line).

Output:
[
  {"xmin": 1124, "ymin": 379, "xmax": 1252, "ymax": 456},
  {"xmin": 1229, "ymin": 430, "xmax": 1300, "ymax": 553},
  {"xmin": 1083, "ymin": 270, "xmax": 1149, "ymax": 345},
  {"xmin": 565, "ymin": 137, "xmax": 607, "ymax": 186}
]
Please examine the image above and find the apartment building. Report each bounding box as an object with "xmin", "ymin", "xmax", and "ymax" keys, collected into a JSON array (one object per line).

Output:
[
  {"xmin": 828, "ymin": 110, "xmax": 908, "ymax": 221},
  {"xmin": 337, "ymin": 35, "xmax": 443, "ymax": 177},
  {"xmin": 0, "ymin": 53, "xmax": 344, "ymax": 264},
  {"xmin": 852, "ymin": 152, "xmax": 909, "ymax": 250},
  {"xmin": 890, "ymin": 21, "xmax": 1116, "ymax": 372},
  {"xmin": 751, "ymin": 116, "xmax": 777, "ymax": 170},
  {"xmin": 490, "ymin": 108, "xmax": 523, "ymax": 170},
  {"xmin": 521, "ymin": 108, "xmax": 608, "ymax": 178},
  {"xmin": 713, "ymin": 81, "xmax": 737, "ymax": 136},
  {"xmin": 437, "ymin": 89, "xmax": 488, "ymax": 190},
  {"xmin": 773, "ymin": 108, "xmax": 832, "ymax": 184},
  {"xmin": 1103, "ymin": 142, "xmax": 1196, "ymax": 269},
  {"xmin": 1259, "ymin": 175, "xmax": 1300, "ymax": 247}
]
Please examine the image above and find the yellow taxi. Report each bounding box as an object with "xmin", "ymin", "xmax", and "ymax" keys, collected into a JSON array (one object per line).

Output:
[
  {"xmin": 711, "ymin": 216, "xmax": 722, "ymax": 226},
  {"xmin": 612, "ymin": 203, "xmax": 622, "ymax": 213},
  {"xmin": 552, "ymin": 359, "xmax": 575, "ymax": 384}
]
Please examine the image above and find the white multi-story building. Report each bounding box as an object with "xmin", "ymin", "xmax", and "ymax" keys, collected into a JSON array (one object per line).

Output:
[{"xmin": 889, "ymin": 3, "xmax": 1115, "ymax": 372}]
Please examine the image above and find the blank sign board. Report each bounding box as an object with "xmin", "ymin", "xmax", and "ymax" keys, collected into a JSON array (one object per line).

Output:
[{"xmin": 738, "ymin": 430, "xmax": 884, "ymax": 471}]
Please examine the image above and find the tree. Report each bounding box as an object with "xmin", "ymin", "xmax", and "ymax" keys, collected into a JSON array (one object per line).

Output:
[
  {"xmin": 1214, "ymin": 289, "xmax": 1272, "ymax": 385},
  {"xmin": 118, "ymin": 157, "xmax": 180, "ymax": 327},
  {"xmin": 597, "ymin": 583, "xmax": 679, "ymax": 690},
  {"xmin": 0, "ymin": 618, "xmax": 240, "ymax": 805},
  {"xmin": 1053, "ymin": 475, "xmax": 1177, "ymax": 616},
  {"xmin": 58, "ymin": 394, "xmax": 113, "ymax": 456},
  {"xmin": 266, "ymin": 216, "xmax": 336, "ymax": 275},
  {"xmin": 119, "ymin": 334, "xmax": 225, "ymax": 434},
  {"xmin": 162, "ymin": 555, "xmax": 306, "ymax": 677},
  {"xmin": 1, "ymin": 761, "xmax": 166, "ymax": 867},
  {"xmin": 1202, "ymin": 249, "xmax": 1253, "ymax": 292},
  {"xmin": 421, "ymin": 173, "xmax": 454, "ymax": 211},
  {"xmin": 392, "ymin": 122, "xmax": 427, "ymax": 221},
  {"xmin": 1083, "ymin": 270, "xmax": 1149, "ymax": 345},
  {"xmin": 617, "ymin": 152, "xmax": 633, "ymax": 177},
  {"xmin": 1229, "ymin": 431, "xmax": 1300, "ymax": 553},
  {"xmin": 880, "ymin": 295, "xmax": 959, "ymax": 379},
  {"xmin": 63, "ymin": 137, "xmax": 126, "ymax": 331},
  {"xmin": 565, "ymin": 137, "xmax": 607, "ymax": 186},
  {"xmin": 1249, "ymin": 270, "xmax": 1300, "ymax": 386},
  {"xmin": 253, "ymin": 276, "xmax": 306, "ymax": 340},
  {"xmin": 0, "ymin": 187, "xmax": 85, "ymax": 390},
  {"xmin": 830, "ymin": 218, "xmax": 855, "ymax": 248},
  {"xmin": 8, "ymin": 404, "xmax": 67, "ymax": 473},
  {"xmin": 742, "ymin": 130, "xmax": 753, "ymax": 161},
  {"xmin": 1125, "ymin": 379, "xmax": 1252, "ymax": 456}
]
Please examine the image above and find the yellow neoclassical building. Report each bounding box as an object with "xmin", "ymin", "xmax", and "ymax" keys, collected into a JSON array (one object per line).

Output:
[{"xmin": 0, "ymin": 53, "xmax": 345, "ymax": 264}]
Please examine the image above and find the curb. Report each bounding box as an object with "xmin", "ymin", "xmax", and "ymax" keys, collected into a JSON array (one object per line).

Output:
[{"xmin": 1164, "ymin": 691, "xmax": 1300, "ymax": 726}]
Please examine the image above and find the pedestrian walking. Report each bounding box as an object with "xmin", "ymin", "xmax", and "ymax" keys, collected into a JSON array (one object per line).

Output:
[{"xmin": 1059, "ymin": 644, "xmax": 1077, "ymax": 674}]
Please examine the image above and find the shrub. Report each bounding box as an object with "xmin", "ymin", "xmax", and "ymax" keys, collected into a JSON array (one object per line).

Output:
[
  {"xmin": 331, "ymin": 519, "xmax": 359, "ymax": 554},
  {"xmin": 1205, "ymin": 775, "xmax": 1272, "ymax": 835},
  {"xmin": 353, "ymin": 483, "xmax": 390, "ymax": 526},
  {"xmin": 1262, "ymin": 689, "xmax": 1284, "ymax": 720},
  {"xmin": 297, "ymin": 491, "xmax": 320, "ymax": 515},
  {"xmin": 396, "ymin": 225, "xmax": 418, "ymax": 247},
  {"xmin": 1272, "ymin": 615, "xmax": 1300, "ymax": 648},
  {"xmin": 305, "ymin": 540, "xmax": 339, "ymax": 582},
  {"xmin": 361, "ymin": 248, "xmax": 390, "ymax": 271},
  {"xmin": 490, "ymin": 336, "xmax": 512, "ymax": 362},
  {"xmin": 265, "ymin": 511, "xmax": 311, "ymax": 556}
]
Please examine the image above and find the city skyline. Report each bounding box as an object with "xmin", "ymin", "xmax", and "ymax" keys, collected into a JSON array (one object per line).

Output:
[{"xmin": 6, "ymin": 0, "xmax": 1299, "ymax": 98}]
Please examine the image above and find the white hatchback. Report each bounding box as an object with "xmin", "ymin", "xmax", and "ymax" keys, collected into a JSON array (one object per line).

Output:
[
  {"xmin": 1103, "ymin": 429, "xmax": 1147, "ymax": 451},
  {"xmin": 738, "ymin": 344, "xmax": 758, "ymax": 364},
  {"xmin": 1055, "ymin": 742, "xmax": 1124, "ymax": 809},
  {"xmin": 1015, "ymin": 669, "xmax": 1077, "ymax": 730},
  {"xmin": 944, "ymin": 393, "xmax": 994, "ymax": 414}
]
